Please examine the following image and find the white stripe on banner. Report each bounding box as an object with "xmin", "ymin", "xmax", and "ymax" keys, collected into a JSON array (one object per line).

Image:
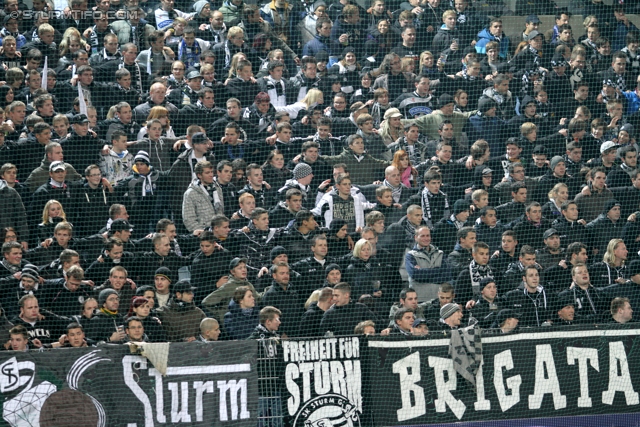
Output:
[
  {"xmin": 367, "ymin": 328, "xmax": 640, "ymax": 348},
  {"xmin": 165, "ymin": 364, "xmax": 251, "ymax": 375}
]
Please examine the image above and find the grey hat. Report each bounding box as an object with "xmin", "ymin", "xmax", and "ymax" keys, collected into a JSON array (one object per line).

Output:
[
  {"xmin": 543, "ymin": 228, "xmax": 559, "ymax": 239},
  {"xmin": 98, "ymin": 288, "xmax": 119, "ymax": 306},
  {"xmin": 526, "ymin": 30, "xmax": 542, "ymax": 40},
  {"xmin": 294, "ymin": 163, "xmax": 313, "ymax": 181},
  {"xmin": 229, "ymin": 257, "xmax": 248, "ymax": 271},
  {"xmin": 601, "ymin": 141, "xmax": 618, "ymax": 154},
  {"xmin": 440, "ymin": 303, "xmax": 460, "ymax": 320},
  {"xmin": 481, "ymin": 167, "xmax": 493, "ymax": 175},
  {"xmin": 550, "ymin": 155, "xmax": 565, "ymax": 170},
  {"xmin": 621, "ymin": 123, "xmax": 635, "ymax": 136},
  {"xmin": 186, "ymin": 70, "xmax": 202, "ymax": 80},
  {"xmin": 49, "ymin": 161, "xmax": 66, "ymax": 172},
  {"xmin": 193, "ymin": 0, "xmax": 208, "ymax": 14},
  {"xmin": 21, "ymin": 265, "xmax": 39, "ymax": 282},
  {"xmin": 453, "ymin": 199, "xmax": 470, "ymax": 215},
  {"xmin": 526, "ymin": 14, "xmax": 541, "ymax": 24}
]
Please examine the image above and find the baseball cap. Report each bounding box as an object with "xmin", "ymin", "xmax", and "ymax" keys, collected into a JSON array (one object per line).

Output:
[
  {"xmin": 600, "ymin": 141, "xmax": 618, "ymax": 154},
  {"xmin": 49, "ymin": 161, "xmax": 66, "ymax": 172},
  {"xmin": 111, "ymin": 219, "xmax": 133, "ymax": 232}
]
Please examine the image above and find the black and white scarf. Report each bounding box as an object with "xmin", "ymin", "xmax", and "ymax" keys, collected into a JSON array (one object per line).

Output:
[
  {"xmin": 449, "ymin": 214, "xmax": 465, "ymax": 230},
  {"xmin": 119, "ymin": 60, "xmax": 143, "ymax": 93},
  {"xmin": 383, "ymin": 179, "xmax": 402, "ymax": 203},
  {"xmin": 469, "ymin": 260, "xmax": 493, "ymax": 297},
  {"xmin": 420, "ymin": 187, "xmax": 449, "ymax": 227},
  {"xmin": 1, "ymin": 259, "xmax": 20, "ymax": 274},
  {"xmin": 196, "ymin": 178, "xmax": 223, "ymax": 212}
]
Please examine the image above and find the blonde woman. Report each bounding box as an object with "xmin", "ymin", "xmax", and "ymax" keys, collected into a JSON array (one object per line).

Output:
[
  {"xmin": 590, "ymin": 238, "xmax": 627, "ymax": 287},
  {"xmin": 542, "ymin": 183, "xmax": 568, "ymax": 219},
  {"xmin": 58, "ymin": 35, "xmax": 88, "ymax": 70},
  {"xmin": 38, "ymin": 200, "xmax": 70, "ymax": 242},
  {"xmin": 275, "ymin": 88, "xmax": 324, "ymax": 119},
  {"xmin": 225, "ymin": 52, "xmax": 248, "ymax": 82},
  {"xmin": 137, "ymin": 106, "xmax": 176, "ymax": 139}
]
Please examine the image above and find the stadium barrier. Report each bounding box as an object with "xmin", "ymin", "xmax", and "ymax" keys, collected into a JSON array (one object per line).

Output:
[{"xmin": 2, "ymin": 326, "xmax": 640, "ymax": 426}]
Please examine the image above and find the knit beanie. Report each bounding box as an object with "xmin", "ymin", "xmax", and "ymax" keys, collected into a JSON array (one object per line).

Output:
[{"xmin": 294, "ymin": 163, "xmax": 313, "ymax": 181}]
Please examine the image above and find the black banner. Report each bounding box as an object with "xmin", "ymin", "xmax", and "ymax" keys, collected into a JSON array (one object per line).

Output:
[
  {"xmin": 0, "ymin": 342, "xmax": 258, "ymax": 427},
  {"xmin": 364, "ymin": 327, "xmax": 640, "ymax": 426},
  {"xmin": 281, "ymin": 337, "xmax": 363, "ymax": 427}
]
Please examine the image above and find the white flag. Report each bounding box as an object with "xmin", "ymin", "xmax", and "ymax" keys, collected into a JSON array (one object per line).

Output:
[
  {"xmin": 77, "ymin": 82, "xmax": 88, "ymax": 115},
  {"xmin": 41, "ymin": 56, "xmax": 48, "ymax": 90}
]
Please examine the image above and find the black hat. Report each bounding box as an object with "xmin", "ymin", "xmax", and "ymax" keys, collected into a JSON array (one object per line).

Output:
[
  {"xmin": 154, "ymin": 267, "xmax": 172, "ymax": 282},
  {"xmin": 325, "ymin": 263, "xmax": 341, "ymax": 274},
  {"xmin": 229, "ymin": 257, "xmax": 248, "ymax": 270},
  {"xmin": 270, "ymin": 246, "xmax": 288, "ymax": 260},
  {"xmin": 71, "ymin": 114, "xmax": 89, "ymax": 124},
  {"xmin": 412, "ymin": 318, "xmax": 428, "ymax": 328},
  {"xmin": 478, "ymin": 97, "xmax": 497, "ymax": 114},
  {"xmin": 496, "ymin": 309, "xmax": 520, "ymax": 326},
  {"xmin": 603, "ymin": 199, "xmax": 621, "ymax": 214},
  {"xmin": 550, "ymin": 53, "xmax": 567, "ymax": 67},
  {"xmin": 192, "ymin": 132, "xmax": 209, "ymax": 145},
  {"xmin": 479, "ymin": 277, "xmax": 495, "ymax": 291},
  {"xmin": 505, "ymin": 136, "xmax": 521, "ymax": 147},
  {"xmin": 453, "ymin": 199, "xmax": 470, "ymax": 215},
  {"xmin": 438, "ymin": 93, "xmax": 454, "ymax": 107},
  {"xmin": 532, "ymin": 144, "xmax": 548, "ymax": 155},
  {"xmin": 462, "ymin": 46, "xmax": 476, "ymax": 56},
  {"xmin": 173, "ymin": 279, "xmax": 196, "ymax": 293},
  {"xmin": 555, "ymin": 294, "xmax": 575, "ymax": 312},
  {"xmin": 628, "ymin": 259, "xmax": 640, "ymax": 277},
  {"xmin": 111, "ymin": 219, "xmax": 133, "ymax": 232},
  {"xmin": 543, "ymin": 228, "xmax": 559, "ymax": 239},
  {"xmin": 341, "ymin": 46, "xmax": 355, "ymax": 58}
]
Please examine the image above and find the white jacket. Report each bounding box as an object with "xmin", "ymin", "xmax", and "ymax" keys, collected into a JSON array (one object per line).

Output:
[
  {"xmin": 312, "ymin": 189, "xmax": 375, "ymax": 229},
  {"xmin": 99, "ymin": 149, "xmax": 133, "ymax": 185}
]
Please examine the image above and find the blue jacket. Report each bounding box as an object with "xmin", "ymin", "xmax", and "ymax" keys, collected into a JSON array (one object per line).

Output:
[
  {"xmin": 223, "ymin": 300, "xmax": 260, "ymax": 340},
  {"xmin": 466, "ymin": 113, "xmax": 506, "ymax": 155},
  {"xmin": 623, "ymin": 90, "xmax": 640, "ymax": 116},
  {"xmin": 303, "ymin": 34, "xmax": 340, "ymax": 57},
  {"xmin": 475, "ymin": 28, "xmax": 509, "ymax": 59}
]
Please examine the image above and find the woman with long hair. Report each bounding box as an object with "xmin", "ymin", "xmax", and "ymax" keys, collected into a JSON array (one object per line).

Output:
[
  {"xmin": 391, "ymin": 150, "xmax": 418, "ymax": 188},
  {"xmin": 224, "ymin": 286, "xmax": 260, "ymax": 340},
  {"xmin": 38, "ymin": 200, "xmax": 69, "ymax": 242},
  {"xmin": 261, "ymin": 150, "xmax": 291, "ymax": 191},
  {"xmin": 137, "ymin": 106, "xmax": 176, "ymax": 139},
  {"xmin": 57, "ymin": 35, "xmax": 86, "ymax": 70},
  {"xmin": 590, "ymin": 239, "xmax": 628, "ymax": 287},
  {"xmin": 454, "ymin": 89, "xmax": 469, "ymax": 112},
  {"xmin": 327, "ymin": 219, "xmax": 351, "ymax": 259},
  {"xmin": 126, "ymin": 296, "xmax": 168, "ymax": 342},
  {"xmin": 329, "ymin": 47, "xmax": 361, "ymax": 94},
  {"xmin": 364, "ymin": 20, "xmax": 397, "ymax": 66},
  {"xmin": 226, "ymin": 52, "xmax": 248, "ymax": 82},
  {"xmin": 0, "ymin": 85, "xmax": 14, "ymax": 110},
  {"xmin": 542, "ymin": 183, "xmax": 569, "ymax": 219}
]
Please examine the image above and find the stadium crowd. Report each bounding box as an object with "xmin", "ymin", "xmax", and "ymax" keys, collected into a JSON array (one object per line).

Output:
[{"xmin": 1, "ymin": 0, "xmax": 640, "ymax": 351}]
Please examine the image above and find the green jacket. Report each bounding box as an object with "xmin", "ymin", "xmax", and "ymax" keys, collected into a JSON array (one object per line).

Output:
[
  {"xmin": 321, "ymin": 147, "xmax": 388, "ymax": 185},
  {"xmin": 201, "ymin": 276, "xmax": 259, "ymax": 324},
  {"xmin": 403, "ymin": 109, "xmax": 476, "ymax": 142}
]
